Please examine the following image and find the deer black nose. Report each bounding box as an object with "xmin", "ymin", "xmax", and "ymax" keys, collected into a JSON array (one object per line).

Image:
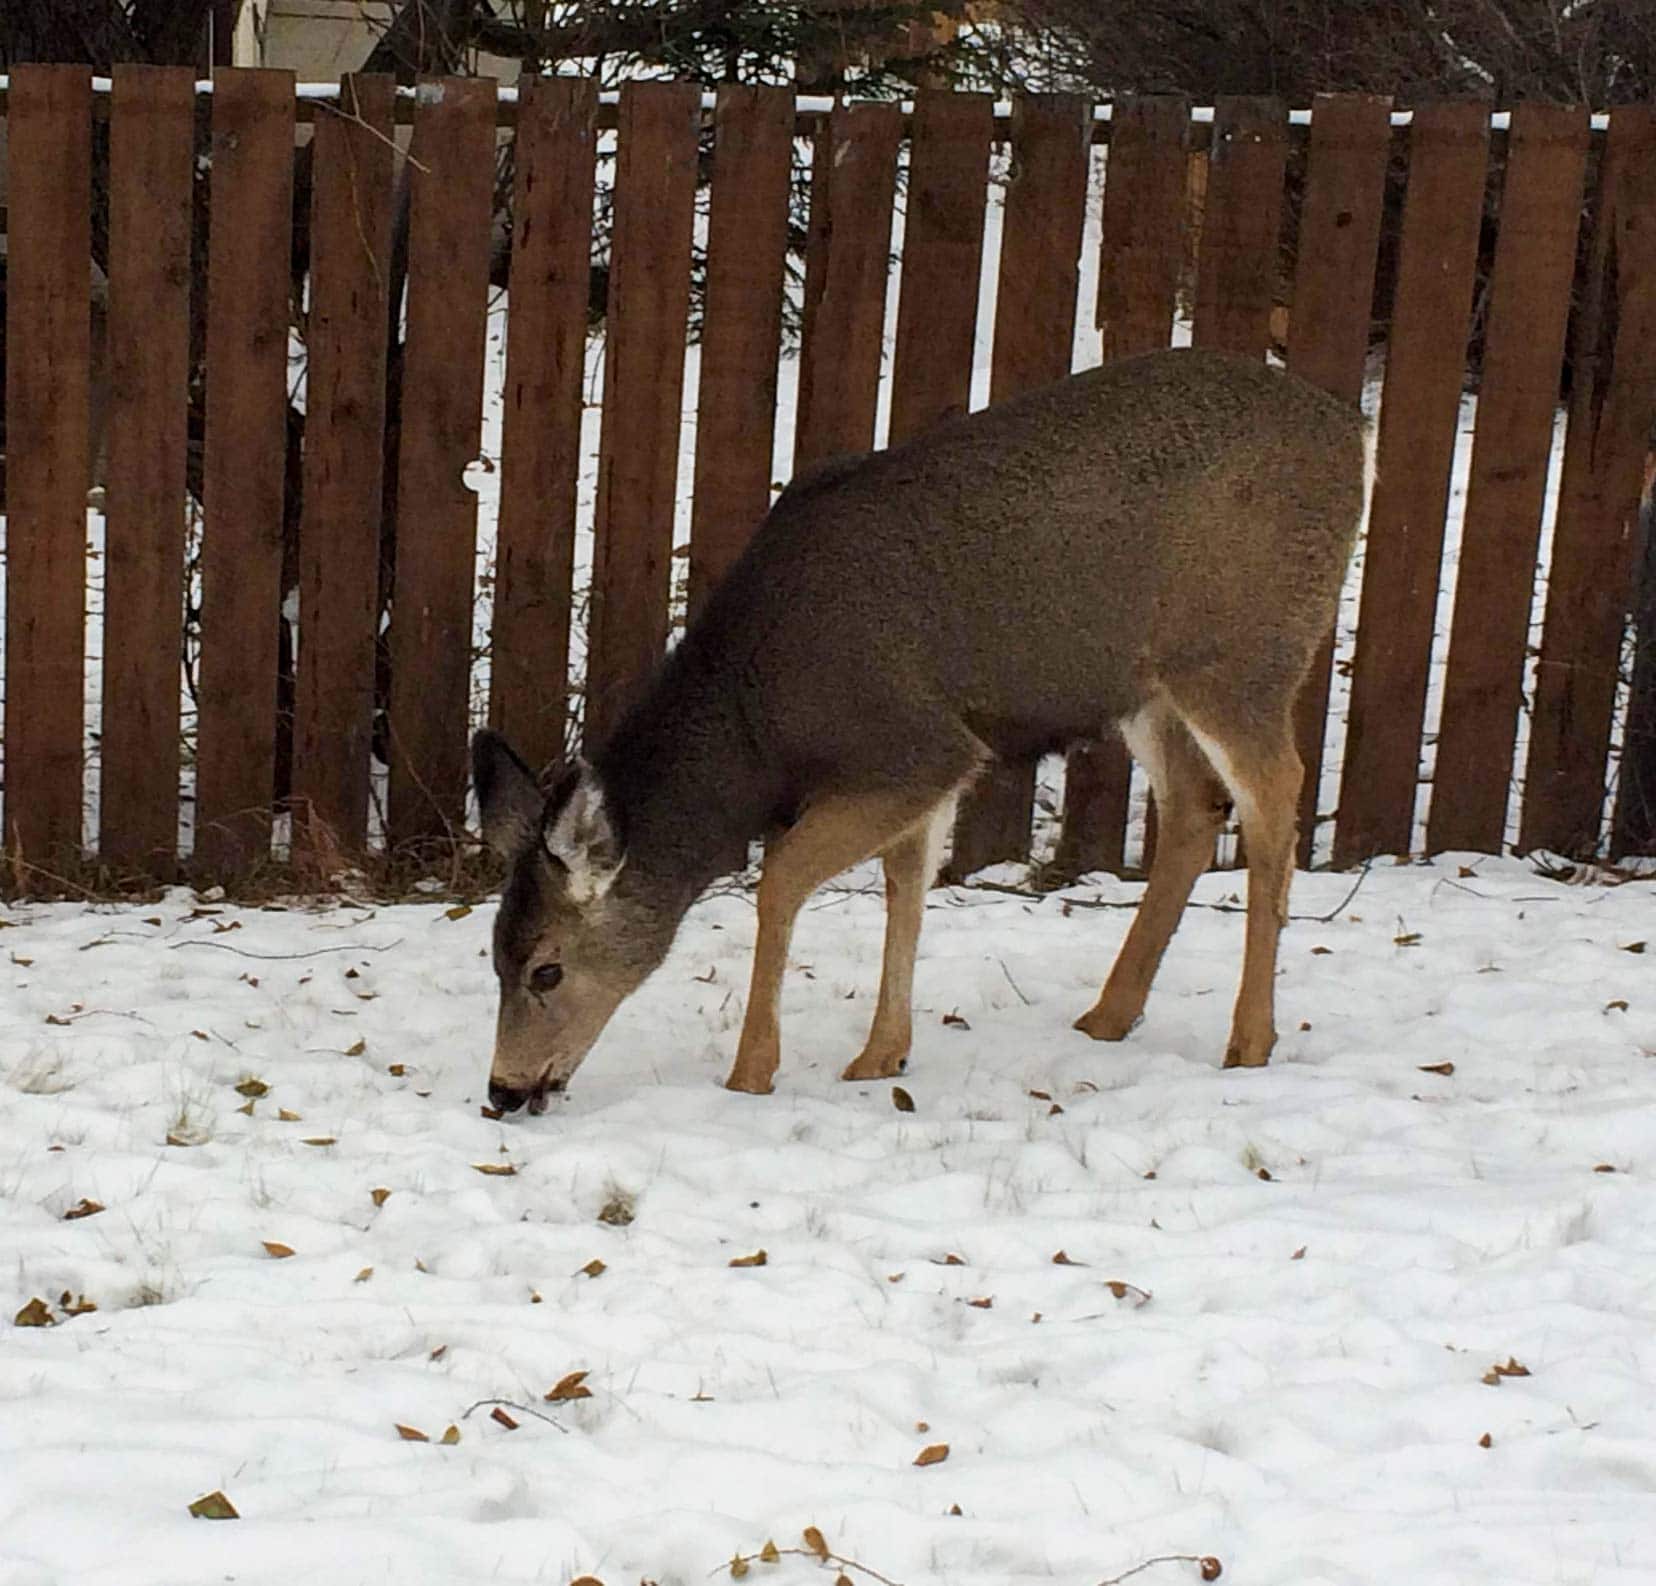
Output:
[{"xmin": 489, "ymin": 1081, "xmax": 530, "ymax": 1113}]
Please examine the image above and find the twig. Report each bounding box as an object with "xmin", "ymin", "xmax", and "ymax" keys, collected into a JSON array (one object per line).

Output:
[
  {"xmin": 458, "ymin": 1398, "xmax": 568, "ymax": 1433},
  {"xmin": 1297, "ymin": 859, "xmax": 1372, "ymax": 924},
  {"xmin": 168, "ymin": 939, "xmax": 402, "ymax": 960},
  {"xmin": 997, "ymin": 956, "xmax": 1032, "ymax": 1005},
  {"xmin": 1097, "ymin": 1554, "xmax": 1222, "ymax": 1585}
]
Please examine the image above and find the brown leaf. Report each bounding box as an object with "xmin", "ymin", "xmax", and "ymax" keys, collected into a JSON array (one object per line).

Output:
[
  {"xmin": 262, "ymin": 1241, "xmax": 295, "ymax": 1259},
  {"xmin": 371, "ymin": 1187, "xmax": 392, "ymax": 1207},
  {"xmin": 439, "ymin": 1424, "xmax": 461, "ymax": 1445},
  {"xmin": 1493, "ymin": 1356, "xmax": 1531, "ymax": 1378},
  {"xmin": 941, "ymin": 1011, "xmax": 971, "ymax": 1029},
  {"xmin": 302, "ymin": 1137, "xmax": 336, "ymax": 1148},
  {"xmin": 236, "ymin": 1100, "xmax": 256, "ymax": 1116},
  {"xmin": 1292, "ymin": 1246, "xmax": 1307, "ymax": 1261},
  {"xmin": 1104, "ymin": 1279, "xmax": 1152, "ymax": 1306},
  {"xmin": 1606, "ymin": 1000, "xmax": 1630, "ymax": 1012},
  {"xmin": 277, "ymin": 1108, "xmax": 301, "ymax": 1122},
  {"xmin": 164, "ymin": 1133, "xmax": 202, "ymax": 1148},
  {"xmin": 729, "ymin": 1249, "xmax": 768, "ymax": 1268},
  {"xmin": 354, "ymin": 1268, "xmax": 374, "ymax": 1284},
  {"xmin": 936, "ymin": 1253, "xmax": 966, "ymax": 1266},
  {"xmin": 395, "ymin": 1424, "xmax": 429, "ymax": 1442},
  {"xmin": 546, "ymin": 1370, "xmax": 593, "ymax": 1402},
  {"xmin": 344, "ymin": 1038, "xmax": 367, "ymax": 1058},
  {"xmin": 802, "ymin": 1526, "xmax": 830, "ymax": 1560},
  {"xmin": 473, "ymin": 1162, "xmax": 518, "ymax": 1177},
  {"xmin": 445, "ymin": 904, "xmax": 473, "ymax": 921},
  {"xmin": 1310, "ymin": 945, "xmax": 1332, "ymax": 956},
  {"xmin": 59, "ymin": 1293, "xmax": 97, "ymax": 1316},
  {"xmin": 1028, "ymin": 1089, "xmax": 1052, "ymax": 1101},
  {"xmin": 759, "ymin": 1540, "xmax": 780, "ymax": 1563},
  {"xmin": 1621, "ymin": 940, "xmax": 1646, "ymax": 954},
  {"xmin": 480, "ymin": 1105, "xmax": 504, "ymax": 1120},
  {"xmin": 14, "ymin": 1297, "xmax": 54, "ymax": 1327},
  {"xmin": 1417, "ymin": 1061, "xmax": 1455, "ymax": 1076},
  {"xmin": 579, "ymin": 1259, "xmax": 607, "ymax": 1278},
  {"xmin": 1394, "ymin": 932, "xmax": 1422, "ymax": 947},
  {"xmin": 1593, "ymin": 1163, "xmax": 1617, "ymax": 1173},
  {"xmin": 730, "ymin": 1558, "xmax": 749, "ymax": 1580},
  {"xmin": 188, "ymin": 1490, "xmax": 239, "ymax": 1520},
  {"xmin": 387, "ymin": 1063, "xmax": 408, "ymax": 1077},
  {"xmin": 1478, "ymin": 1432, "xmax": 1492, "ymax": 1448},
  {"xmin": 491, "ymin": 1406, "xmax": 519, "ymax": 1430},
  {"xmin": 891, "ymin": 1086, "xmax": 915, "ymax": 1113},
  {"xmin": 1482, "ymin": 1370, "xmax": 1502, "ymax": 1386},
  {"xmin": 1256, "ymin": 1166, "xmax": 1274, "ymax": 1182},
  {"xmin": 1200, "ymin": 1560, "xmax": 1223, "ymax": 1582},
  {"xmin": 62, "ymin": 1198, "xmax": 104, "ymax": 1221},
  {"xmin": 234, "ymin": 1078, "xmax": 270, "ymax": 1098},
  {"xmin": 966, "ymin": 1296, "xmax": 993, "ymax": 1309},
  {"xmin": 569, "ymin": 1579, "xmax": 606, "ymax": 1586},
  {"xmin": 949, "ymin": 1503, "xmax": 963, "ymax": 1516},
  {"xmin": 429, "ymin": 1345, "xmax": 447, "ymax": 1361},
  {"xmin": 914, "ymin": 1442, "xmax": 950, "ymax": 1467},
  {"xmin": 1052, "ymin": 1250, "xmax": 1083, "ymax": 1266}
]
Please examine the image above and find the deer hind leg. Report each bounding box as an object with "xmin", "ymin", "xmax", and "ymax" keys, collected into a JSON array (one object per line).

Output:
[
  {"xmin": 1177, "ymin": 710, "xmax": 1302, "ymax": 1068},
  {"xmin": 726, "ymin": 786, "xmax": 955, "ymax": 1096},
  {"xmin": 1075, "ymin": 700, "xmax": 1230, "ymax": 1042},
  {"xmin": 842, "ymin": 792, "xmax": 959, "ymax": 1082}
]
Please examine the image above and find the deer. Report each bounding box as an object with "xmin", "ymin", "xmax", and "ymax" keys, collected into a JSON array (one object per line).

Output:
[{"xmin": 472, "ymin": 346, "xmax": 1371, "ymax": 1113}]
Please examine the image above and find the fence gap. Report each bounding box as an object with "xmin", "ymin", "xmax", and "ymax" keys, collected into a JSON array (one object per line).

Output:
[
  {"xmin": 688, "ymin": 84, "xmax": 794, "ymax": 623},
  {"xmin": 584, "ymin": 80, "xmax": 701, "ymax": 749},
  {"xmin": 1428, "ymin": 104, "xmax": 1590, "ymax": 856},
  {"xmin": 194, "ymin": 67, "xmax": 295, "ymax": 879},
  {"xmin": 1524, "ymin": 106, "xmax": 1656, "ymax": 858},
  {"xmin": 950, "ymin": 93, "xmax": 1091, "ymax": 878},
  {"xmin": 1283, "ymin": 93, "xmax": 1393, "ymax": 868},
  {"xmin": 291, "ymin": 74, "xmax": 396, "ymax": 867},
  {"xmin": 1334, "ymin": 101, "xmax": 1489, "ymax": 867},
  {"xmin": 491, "ymin": 74, "xmax": 598, "ymax": 776}
]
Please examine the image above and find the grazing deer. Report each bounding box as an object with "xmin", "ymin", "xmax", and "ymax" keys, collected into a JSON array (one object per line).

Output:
[{"xmin": 474, "ymin": 347, "xmax": 1369, "ymax": 1112}]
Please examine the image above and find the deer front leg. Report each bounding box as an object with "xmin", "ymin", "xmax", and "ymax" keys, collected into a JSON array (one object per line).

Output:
[
  {"xmin": 843, "ymin": 795, "xmax": 956, "ymax": 1081},
  {"xmin": 727, "ymin": 790, "xmax": 939, "ymax": 1094}
]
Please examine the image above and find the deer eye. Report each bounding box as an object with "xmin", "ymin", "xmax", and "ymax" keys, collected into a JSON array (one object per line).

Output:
[{"xmin": 529, "ymin": 963, "xmax": 564, "ymax": 995}]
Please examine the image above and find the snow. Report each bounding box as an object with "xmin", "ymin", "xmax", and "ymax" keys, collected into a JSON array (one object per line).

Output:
[{"xmin": 5, "ymin": 855, "xmax": 1656, "ymax": 1585}]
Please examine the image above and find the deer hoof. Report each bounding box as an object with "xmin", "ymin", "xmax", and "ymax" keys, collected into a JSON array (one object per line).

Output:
[
  {"xmin": 1072, "ymin": 1002, "xmax": 1140, "ymax": 1042},
  {"xmin": 841, "ymin": 1048, "xmax": 908, "ymax": 1081}
]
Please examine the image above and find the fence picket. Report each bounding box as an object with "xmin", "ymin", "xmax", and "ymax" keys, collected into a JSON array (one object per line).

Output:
[
  {"xmin": 3, "ymin": 67, "xmax": 91, "ymax": 873},
  {"xmin": 291, "ymin": 75, "xmax": 396, "ymax": 863},
  {"xmin": 951, "ymin": 93, "xmax": 1090, "ymax": 878},
  {"xmin": 384, "ymin": 77, "xmax": 496, "ymax": 851},
  {"xmin": 585, "ymin": 80, "xmax": 700, "ymax": 748},
  {"xmin": 688, "ymin": 85, "xmax": 794, "ymax": 622},
  {"xmin": 491, "ymin": 75, "xmax": 597, "ymax": 774},
  {"xmin": 1523, "ymin": 106, "xmax": 1656, "ymax": 858},
  {"xmin": 1334, "ymin": 102, "xmax": 1489, "ymax": 866},
  {"xmin": 1283, "ymin": 94, "xmax": 1393, "ymax": 868},
  {"xmin": 1428, "ymin": 105, "xmax": 1589, "ymax": 856},
  {"xmin": 99, "ymin": 67, "xmax": 194, "ymax": 876},
  {"xmin": 794, "ymin": 101, "xmax": 903, "ymax": 474},
  {"xmin": 194, "ymin": 67, "xmax": 295, "ymax": 878},
  {"xmin": 1057, "ymin": 95, "xmax": 1188, "ymax": 880},
  {"xmin": 1192, "ymin": 97, "xmax": 1287, "ymax": 356}
]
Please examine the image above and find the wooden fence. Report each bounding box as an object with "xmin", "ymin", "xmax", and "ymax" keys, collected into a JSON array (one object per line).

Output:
[{"xmin": 1, "ymin": 68, "xmax": 1654, "ymax": 888}]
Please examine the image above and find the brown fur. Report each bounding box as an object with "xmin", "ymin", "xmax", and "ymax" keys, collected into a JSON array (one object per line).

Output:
[{"xmin": 474, "ymin": 347, "xmax": 1368, "ymax": 1108}]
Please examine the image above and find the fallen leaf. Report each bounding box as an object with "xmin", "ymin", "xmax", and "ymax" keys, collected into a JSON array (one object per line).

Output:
[
  {"xmin": 1256, "ymin": 1166, "xmax": 1274, "ymax": 1181},
  {"xmin": 164, "ymin": 1132, "xmax": 203, "ymax": 1148},
  {"xmin": 949, "ymin": 1503, "xmax": 963, "ymax": 1516},
  {"xmin": 1493, "ymin": 1356, "xmax": 1531, "ymax": 1378},
  {"xmin": 1394, "ymin": 933, "xmax": 1422, "ymax": 947},
  {"xmin": 491, "ymin": 1406, "xmax": 519, "ymax": 1430},
  {"xmin": 236, "ymin": 1100, "xmax": 256, "ymax": 1116},
  {"xmin": 569, "ymin": 1579, "xmax": 605, "ymax": 1586},
  {"xmin": 579, "ymin": 1259, "xmax": 607, "ymax": 1278},
  {"xmin": 1104, "ymin": 1279, "xmax": 1152, "ymax": 1306},
  {"xmin": 14, "ymin": 1297, "xmax": 54, "ymax": 1327},
  {"xmin": 262, "ymin": 1241, "xmax": 295, "ymax": 1259},
  {"xmin": 234, "ymin": 1078, "xmax": 269, "ymax": 1098},
  {"xmin": 941, "ymin": 1011, "xmax": 971, "ymax": 1029},
  {"xmin": 1292, "ymin": 1246, "xmax": 1307, "ymax": 1260},
  {"xmin": 1593, "ymin": 1163, "xmax": 1617, "ymax": 1173},
  {"xmin": 1310, "ymin": 945, "xmax": 1332, "ymax": 955},
  {"xmin": 473, "ymin": 1162, "xmax": 518, "ymax": 1177},
  {"xmin": 915, "ymin": 1420, "xmax": 930, "ymax": 1432},
  {"xmin": 914, "ymin": 1442, "xmax": 950, "ymax": 1467},
  {"xmin": 802, "ymin": 1527, "xmax": 830, "ymax": 1560},
  {"xmin": 429, "ymin": 1344, "xmax": 447, "ymax": 1361},
  {"xmin": 937, "ymin": 1252, "xmax": 966, "ymax": 1266},
  {"xmin": 445, "ymin": 904, "xmax": 473, "ymax": 921},
  {"xmin": 58, "ymin": 1292, "xmax": 97, "ymax": 1316},
  {"xmin": 1417, "ymin": 1061, "xmax": 1455, "ymax": 1076},
  {"xmin": 1028, "ymin": 1089, "xmax": 1052, "ymax": 1101},
  {"xmin": 1478, "ymin": 1431, "xmax": 1492, "ymax": 1448},
  {"xmin": 759, "ymin": 1540, "xmax": 780, "ymax": 1563},
  {"xmin": 546, "ymin": 1370, "xmax": 592, "ymax": 1402},
  {"xmin": 387, "ymin": 1063, "xmax": 408, "ymax": 1077},
  {"xmin": 1200, "ymin": 1560, "xmax": 1223, "ymax": 1582},
  {"xmin": 344, "ymin": 1038, "xmax": 367, "ymax": 1058},
  {"xmin": 730, "ymin": 1557, "xmax": 749, "ymax": 1580},
  {"xmin": 1052, "ymin": 1250, "xmax": 1082, "ymax": 1266},
  {"xmin": 1482, "ymin": 1370, "xmax": 1502, "ymax": 1386},
  {"xmin": 62, "ymin": 1198, "xmax": 104, "ymax": 1221},
  {"xmin": 1048, "ymin": 1102, "xmax": 1065, "ymax": 1116},
  {"xmin": 188, "ymin": 1490, "xmax": 239, "ymax": 1520},
  {"xmin": 480, "ymin": 1105, "xmax": 504, "ymax": 1120},
  {"xmin": 440, "ymin": 1425, "xmax": 461, "ymax": 1445},
  {"xmin": 1621, "ymin": 941, "xmax": 1647, "ymax": 954},
  {"xmin": 354, "ymin": 1268, "xmax": 373, "ymax": 1284},
  {"xmin": 371, "ymin": 1187, "xmax": 392, "ymax": 1207},
  {"xmin": 277, "ymin": 1108, "xmax": 301, "ymax": 1122},
  {"xmin": 190, "ymin": 1029, "xmax": 210, "ymax": 1041},
  {"xmin": 891, "ymin": 1086, "xmax": 915, "ymax": 1113},
  {"xmin": 729, "ymin": 1249, "xmax": 768, "ymax": 1268},
  {"xmin": 967, "ymin": 1296, "xmax": 993, "ymax": 1309},
  {"xmin": 395, "ymin": 1424, "xmax": 429, "ymax": 1442},
  {"xmin": 1606, "ymin": 999, "xmax": 1630, "ymax": 1012},
  {"xmin": 302, "ymin": 1136, "xmax": 336, "ymax": 1148}
]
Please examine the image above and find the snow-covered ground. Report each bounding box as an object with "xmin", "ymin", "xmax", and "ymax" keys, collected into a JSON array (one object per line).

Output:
[{"xmin": 5, "ymin": 855, "xmax": 1655, "ymax": 1585}]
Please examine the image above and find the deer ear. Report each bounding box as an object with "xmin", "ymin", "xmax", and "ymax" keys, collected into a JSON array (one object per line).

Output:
[
  {"xmin": 472, "ymin": 729, "xmax": 546, "ymax": 860},
  {"xmin": 544, "ymin": 760, "xmax": 625, "ymax": 902}
]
